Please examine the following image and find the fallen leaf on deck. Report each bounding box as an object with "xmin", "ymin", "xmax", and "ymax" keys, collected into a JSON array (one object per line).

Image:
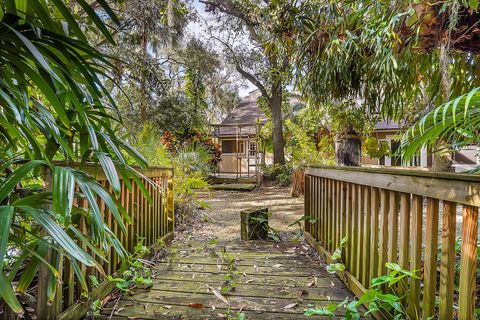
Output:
[
  {"xmin": 188, "ymin": 303, "xmax": 204, "ymax": 309},
  {"xmin": 253, "ymin": 264, "xmax": 258, "ymax": 272},
  {"xmin": 206, "ymin": 284, "xmax": 229, "ymax": 306},
  {"xmin": 211, "ymin": 305, "xmax": 216, "ymax": 311},
  {"xmin": 217, "ymin": 313, "xmax": 228, "ymax": 318},
  {"xmin": 245, "ymin": 279, "xmax": 255, "ymax": 283},
  {"xmin": 273, "ymin": 264, "xmax": 282, "ymax": 268},
  {"xmin": 284, "ymin": 303, "xmax": 297, "ymax": 309},
  {"xmin": 163, "ymin": 305, "xmax": 172, "ymax": 309},
  {"xmin": 216, "ymin": 265, "xmax": 222, "ymax": 270}
]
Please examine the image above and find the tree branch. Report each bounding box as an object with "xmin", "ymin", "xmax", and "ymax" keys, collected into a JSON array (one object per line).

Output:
[
  {"xmin": 199, "ymin": 0, "xmax": 258, "ymax": 26},
  {"xmin": 235, "ymin": 64, "xmax": 269, "ymax": 99},
  {"xmin": 210, "ymin": 35, "xmax": 269, "ymax": 99}
]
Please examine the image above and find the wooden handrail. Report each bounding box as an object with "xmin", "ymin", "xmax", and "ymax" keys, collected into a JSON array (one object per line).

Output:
[{"xmin": 304, "ymin": 166, "xmax": 478, "ymax": 320}]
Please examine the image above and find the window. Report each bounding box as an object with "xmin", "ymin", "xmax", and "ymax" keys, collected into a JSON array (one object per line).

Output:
[
  {"xmin": 222, "ymin": 140, "xmax": 244, "ymax": 154},
  {"xmin": 381, "ymin": 138, "xmax": 421, "ymax": 166},
  {"xmin": 248, "ymin": 141, "xmax": 256, "ymax": 157}
]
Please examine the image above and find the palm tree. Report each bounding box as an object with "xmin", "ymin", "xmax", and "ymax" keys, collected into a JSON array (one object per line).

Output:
[{"xmin": 0, "ymin": 1, "xmax": 148, "ymax": 313}]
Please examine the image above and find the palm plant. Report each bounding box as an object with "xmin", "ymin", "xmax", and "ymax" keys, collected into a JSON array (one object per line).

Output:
[
  {"xmin": 0, "ymin": 0, "xmax": 150, "ymax": 314},
  {"xmin": 401, "ymin": 87, "xmax": 480, "ymax": 170}
]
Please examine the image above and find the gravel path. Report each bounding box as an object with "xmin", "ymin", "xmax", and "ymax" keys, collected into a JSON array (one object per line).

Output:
[{"xmin": 175, "ymin": 185, "xmax": 304, "ymax": 243}]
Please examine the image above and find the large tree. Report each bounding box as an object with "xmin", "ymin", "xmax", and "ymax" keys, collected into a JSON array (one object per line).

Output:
[
  {"xmin": 295, "ymin": 0, "xmax": 480, "ymax": 168},
  {"xmin": 199, "ymin": 0, "xmax": 300, "ymax": 165}
]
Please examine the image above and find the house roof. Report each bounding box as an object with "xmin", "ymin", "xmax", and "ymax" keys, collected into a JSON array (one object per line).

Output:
[
  {"xmin": 375, "ymin": 119, "xmax": 401, "ymax": 131},
  {"xmin": 220, "ymin": 100, "xmax": 268, "ymax": 126}
]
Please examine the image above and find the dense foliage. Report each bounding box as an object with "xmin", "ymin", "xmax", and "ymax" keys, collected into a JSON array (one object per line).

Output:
[{"xmin": 0, "ymin": 0, "xmax": 150, "ymax": 314}]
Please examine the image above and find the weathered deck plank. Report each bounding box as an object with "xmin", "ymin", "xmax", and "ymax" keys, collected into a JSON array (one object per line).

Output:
[{"xmin": 100, "ymin": 241, "xmax": 356, "ymax": 319}]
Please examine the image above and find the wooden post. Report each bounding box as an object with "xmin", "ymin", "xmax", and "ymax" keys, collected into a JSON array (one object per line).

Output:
[
  {"xmin": 166, "ymin": 176, "xmax": 174, "ymax": 233},
  {"xmin": 398, "ymin": 193, "xmax": 410, "ymax": 302},
  {"xmin": 439, "ymin": 201, "xmax": 456, "ymax": 319},
  {"xmin": 369, "ymin": 188, "xmax": 380, "ymax": 283},
  {"xmin": 458, "ymin": 205, "xmax": 478, "ymax": 320},
  {"xmin": 423, "ymin": 198, "xmax": 439, "ymax": 318},
  {"xmin": 407, "ymin": 195, "xmax": 423, "ymax": 318},
  {"xmin": 240, "ymin": 208, "xmax": 269, "ymax": 240}
]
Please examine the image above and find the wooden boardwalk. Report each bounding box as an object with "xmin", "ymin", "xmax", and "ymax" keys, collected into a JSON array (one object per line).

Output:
[{"xmin": 101, "ymin": 241, "xmax": 356, "ymax": 319}]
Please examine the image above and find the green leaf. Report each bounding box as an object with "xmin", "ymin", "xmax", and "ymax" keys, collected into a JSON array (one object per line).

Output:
[
  {"xmin": 0, "ymin": 160, "xmax": 45, "ymax": 203},
  {"xmin": 52, "ymin": 166, "xmax": 75, "ymax": 221},
  {"xmin": 0, "ymin": 271, "xmax": 22, "ymax": 314},
  {"xmin": 0, "ymin": 206, "xmax": 14, "ymax": 263},
  {"xmin": 469, "ymin": 0, "xmax": 479, "ymax": 10},
  {"xmin": 18, "ymin": 205, "xmax": 97, "ymax": 267},
  {"xmin": 326, "ymin": 263, "xmax": 345, "ymax": 274}
]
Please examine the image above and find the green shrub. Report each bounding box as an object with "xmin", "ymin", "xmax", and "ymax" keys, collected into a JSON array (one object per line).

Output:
[{"xmin": 262, "ymin": 163, "xmax": 293, "ymax": 186}]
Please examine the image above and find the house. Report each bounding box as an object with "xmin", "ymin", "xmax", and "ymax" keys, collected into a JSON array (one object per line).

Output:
[
  {"xmin": 213, "ymin": 90, "xmax": 479, "ymax": 177},
  {"xmin": 212, "ymin": 90, "xmax": 273, "ymax": 178},
  {"xmin": 362, "ymin": 120, "xmax": 478, "ymax": 171}
]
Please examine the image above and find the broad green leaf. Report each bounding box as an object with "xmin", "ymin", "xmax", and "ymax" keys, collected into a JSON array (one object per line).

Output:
[
  {"xmin": 18, "ymin": 205, "xmax": 97, "ymax": 266},
  {"xmin": 0, "ymin": 206, "xmax": 14, "ymax": 263},
  {"xmin": 0, "ymin": 271, "xmax": 22, "ymax": 314},
  {"xmin": 0, "ymin": 160, "xmax": 45, "ymax": 203}
]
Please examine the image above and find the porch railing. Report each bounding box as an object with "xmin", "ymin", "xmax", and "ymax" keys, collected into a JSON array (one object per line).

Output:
[
  {"xmin": 39, "ymin": 163, "xmax": 174, "ymax": 320},
  {"xmin": 304, "ymin": 166, "xmax": 479, "ymax": 320}
]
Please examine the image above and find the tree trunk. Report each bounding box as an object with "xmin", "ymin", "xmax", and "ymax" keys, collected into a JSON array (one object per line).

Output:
[
  {"xmin": 269, "ymin": 83, "xmax": 285, "ymax": 166},
  {"xmin": 140, "ymin": 31, "xmax": 147, "ymax": 122},
  {"xmin": 433, "ymin": 42, "xmax": 453, "ymax": 172},
  {"xmin": 290, "ymin": 168, "xmax": 305, "ymax": 197},
  {"xmin": 335, "ymin": 135, "xmax": 361, "ymax": 166}
]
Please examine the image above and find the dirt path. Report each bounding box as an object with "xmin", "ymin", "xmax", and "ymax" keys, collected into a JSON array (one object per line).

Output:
[{"xmin": 174, "ymin": 185, "xmax": 304, "ymax": 243}]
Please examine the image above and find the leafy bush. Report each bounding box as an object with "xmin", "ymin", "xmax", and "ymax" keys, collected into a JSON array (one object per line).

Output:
[
  {"xmin": 161, "ymin": 128, "xmax": 222, "ymax": 168},
  {"xmin": 285, "ymin": 119, "xmax": 335, "ymax": 167},
  {"xmin": 363, "ymin": 136, "xmax": 391, "ymax": 159},
  {"xmin": 262, "ymin": 163, "xmax": 293, "ymax": 186},
  {"xmin": 131, "ymin": 124, "xmax": 171, "ymax": 167}
]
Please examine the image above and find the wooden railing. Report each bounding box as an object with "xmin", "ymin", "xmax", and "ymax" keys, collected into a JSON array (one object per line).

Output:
[
  {"xmin": 39, "ymin": 164, "xmax": 174, "ymax": 320},
  {"xmin": 304, "ymin": 166, "xmax": 479, "ymax": 320}
]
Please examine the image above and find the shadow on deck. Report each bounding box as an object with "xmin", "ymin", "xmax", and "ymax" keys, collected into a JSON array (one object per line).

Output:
[{"xmin": 100, "ymin": 241, "xmax": 356, "ymax": 319}]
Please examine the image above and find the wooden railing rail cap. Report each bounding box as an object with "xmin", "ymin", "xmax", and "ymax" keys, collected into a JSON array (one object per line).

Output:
[
  {"xmin": 47, "ymin": 161, "xmax": 173, "ymax": 179},
  {"xmin": 306, "ymin": 165, "xmax": 480, "ymax": 183}
]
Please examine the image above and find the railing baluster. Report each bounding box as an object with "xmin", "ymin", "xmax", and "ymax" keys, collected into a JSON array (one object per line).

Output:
[
  {"xmin": 356, "ymin": 185, "xmax": 364, "ymax": 280},
  {"xmin": 362, "ymin": 186, "xmax": 371, "ymax": 286},
  {"xmin": 387, "ymin": 191, "xmax": 398, "ymax": 263},
  {"xmin": 458, "ymin": 205, "xmax": 478, "ymax": 320},
  {"xmin": 335, "ymin": 180, "xmax": 341, "ymax": 250},
  {"xmin": 398, "ymin": 193, "xmax": 411, "ymax": 302},
  {"xmin": 423, "ymin": 198, "xmax": 439, "ymax": 318},
  {"xmin": 305, "ymin": 175, "xmax": 311, "ymax": 234},
  {"xmin": 323, "ymin": 179, "xmax": 332, "ymax": 251},
  {"xmin": 439, "ymin": 201, "xmax": 456, "ymax": 319},
  {"xmin": 329, "ymin": 179, "xmax": 334, "ymax": 251},
  {"xmin": 340, "ymin": 181, "xmax": 346, "ymax": 252},
  {"xmin": 369, "ymin": 187, "xmax": 380, "ymax": 283},
  {"xmin": 408, "ymin": 194, "xmax": 423, "ymax": 318},
  {"xmin": 314, "ymin": 177, "xmax": 318, "ymax": 242},
  {"xmin": 346, "ymin": 183, "xmax": 353, "ymax": 270},
  {"xmin": 378, "ymin": 189, "xmax": 389, "ymax": 276},
  {"xmin": 321, "ymin": 178, "xmax": 327, "ymax": 245}
]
